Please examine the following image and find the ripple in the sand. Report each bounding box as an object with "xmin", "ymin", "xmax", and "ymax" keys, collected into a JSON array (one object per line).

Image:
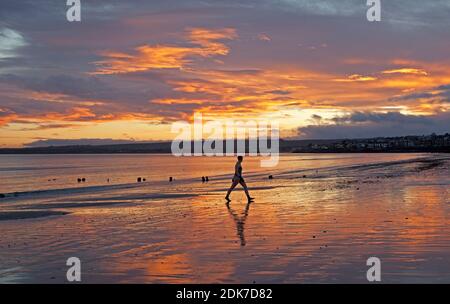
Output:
[{"xmin": 0, "ymin": 210, "xmax": 68, "ymax": 221}]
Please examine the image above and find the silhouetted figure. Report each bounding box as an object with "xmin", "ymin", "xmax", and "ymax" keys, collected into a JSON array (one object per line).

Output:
[
  {"xmin": 81, "ymin": 178, "xmax": 86, "ymax": 182},
  {"xmin": 169, "ymin": 177, "xmax": 173, "ymax": 182},
  {"xmin": 205, "ymin": 176, "xmax": 209, "ymax": 182},
  {"xmin": 268, "ymin": 175, "xmax": 273, "ymax": 179},
  {"xmin": 202, "ymin": 176, "xmax": 206, "ymax": 182},
  {"xmin": 77, "ymin": 178, "xmax": 82, "ymax": 183},
  {"xmin": 137, "ymin": 177, "xmax": 142, "ymax": 182},
  {"xmin": 143, "ymin": 178, "xmax": 146, "ymax": 182},
  {"xmin": 225, "ymin": 156, "xmax": 254, "ymax": 201},
  {"xmin": 226, "ymin": 201, "xmax": 251, "ymax": 246},
  {"xmin": 107, "ymin": 178, "xmax": 110, "ymax": 183}
]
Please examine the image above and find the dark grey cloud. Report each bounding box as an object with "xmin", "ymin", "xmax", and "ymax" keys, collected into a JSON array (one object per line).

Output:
[
  {"xmin": 298, "ymin": 111, "xmax": 450, "ymax": 139},
  {"xmin": 331, "ymin": 111, "xmax": 430, "ymax": 124},
  {"xmin": 392, "ymin": 83, "xmax": 450, "ymax": 104},
  {"xmin": 0, "ymin": 72, "xmax": 175, "ymax": 119},
  {"xmin": 1, "ymin": 0, "xmax": 449, "ymax": 79},
  {"xmin": 0, "ymin": 74, "xmax": 111, "ymax": 98}
]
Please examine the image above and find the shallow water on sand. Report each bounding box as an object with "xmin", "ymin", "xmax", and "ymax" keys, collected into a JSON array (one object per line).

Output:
[
  {"xmin": 0, "ymin": 153, "xmax": 449, "ymax": 283},
  {"xmin": 0, "ymin": 153, "xmax": 426, "ymax": 194}
]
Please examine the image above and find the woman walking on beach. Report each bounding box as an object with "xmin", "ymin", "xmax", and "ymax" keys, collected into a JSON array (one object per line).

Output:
[{"xmin": 225, "ymin": 156, "xmax": 254, "ymax": 201}]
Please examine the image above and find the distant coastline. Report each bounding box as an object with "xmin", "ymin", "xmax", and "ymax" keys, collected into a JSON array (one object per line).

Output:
[{"xmin": 0, "ymin": 133, "xmax": 449, "ymax": 154}]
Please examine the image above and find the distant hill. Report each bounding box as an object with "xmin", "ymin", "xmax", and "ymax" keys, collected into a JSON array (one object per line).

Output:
[
  {"xmin": 0, "ymin": 139, "xmax": 338, "ymax": 154},
  {"xmin": 2, "ymin": 134, "xmax": 447, "ymax": 154}
]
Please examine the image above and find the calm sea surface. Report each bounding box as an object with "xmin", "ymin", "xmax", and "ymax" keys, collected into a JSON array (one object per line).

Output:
[{"xmin": 0, "ymin": 153, "xmax": 426, "ymax": 194}]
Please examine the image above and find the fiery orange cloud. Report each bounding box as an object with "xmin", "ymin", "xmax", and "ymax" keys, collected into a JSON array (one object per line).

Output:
[
  {"xmin": 333, "ymin": 74, "xmax": 378, "ymax": 82},
  {"xmin": 186, "ymin": 27, "xmax": 237, "ymax": 55},
  {"xmin": 382, "ymin": 68, "xmax": 428, "ymax": 76},
  {"xmin": 27, "ymin": 91, "xmax": 106, "ymax": 106},
  {"xmin": 92, "ymin": 28, "xmax": 236, "ymax": 75},
  {"xmin": 0, "ymin": 114, "xmax": 18, "ymax": 126},
  {"xmin": 44, "ymin": 107, "xmax": 96, "ymax": 121},
  {"xmin": 84, "ymin": 27, "xmax": 450, "ymax": 121},
  {"xmin": 4, "ymin": 59, "xmax": 449, "ymax": 132},
  {"xmin": 157, "ymin": 59, "xmax": 450, "ymax": 120},
  {"xmin": 0, "ymin": 106, "xmax": 169, "ymax": 129},
  {"xmin": 152, "ymin": 98, "xmax": 206, "ymax": 105}
]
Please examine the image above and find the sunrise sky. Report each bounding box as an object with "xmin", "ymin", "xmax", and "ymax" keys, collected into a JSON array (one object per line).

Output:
[{"xmin": 1, "ymin": 0, "xmax": 450, "ymax": 147}]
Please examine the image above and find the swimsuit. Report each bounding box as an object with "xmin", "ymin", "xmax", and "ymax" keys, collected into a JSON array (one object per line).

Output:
[{"xmin": 233, "ymin": 162, "xmax": 244, "ymax": 182}]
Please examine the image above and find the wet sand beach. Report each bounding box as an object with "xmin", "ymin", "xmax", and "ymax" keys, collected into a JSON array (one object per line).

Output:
[{"xmin": 0, "ymin": 154, "xmax": 449, "ymax": 283}]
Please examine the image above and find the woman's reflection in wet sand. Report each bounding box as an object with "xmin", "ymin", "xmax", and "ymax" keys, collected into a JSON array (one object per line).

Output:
[{"xmin": 226, "ymin": 201, "xmax": 252, "ymax": 246}]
